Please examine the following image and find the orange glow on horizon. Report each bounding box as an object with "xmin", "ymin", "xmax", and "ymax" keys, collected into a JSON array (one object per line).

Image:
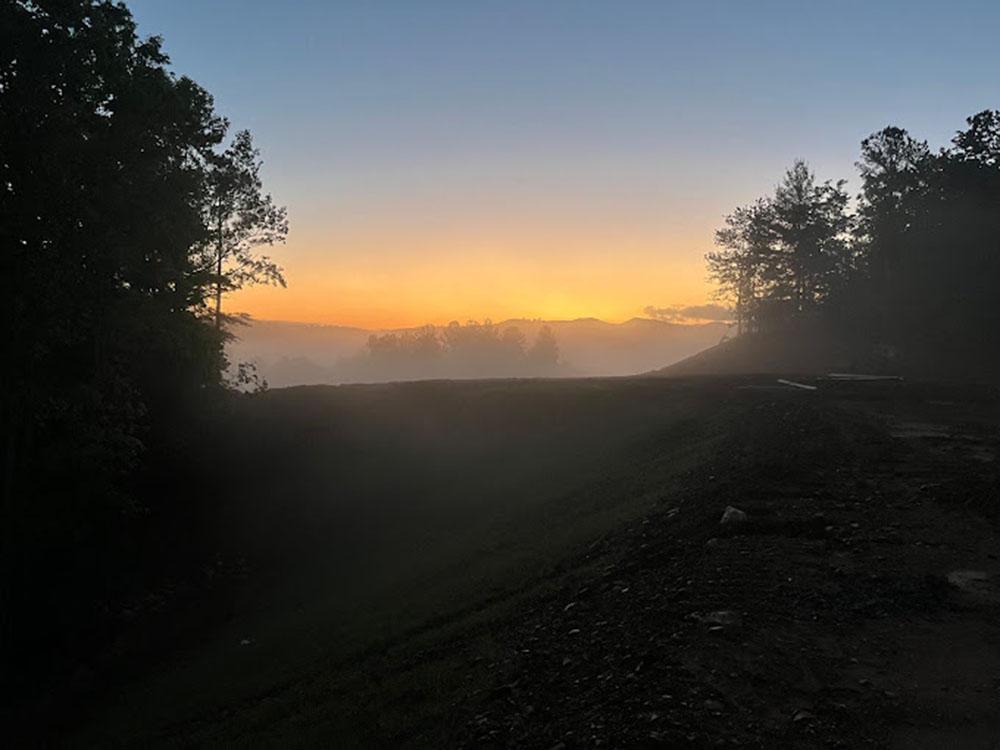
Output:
[{"xmin": 227, "ymin": 221, "xmax": 716, "ymax": 329}]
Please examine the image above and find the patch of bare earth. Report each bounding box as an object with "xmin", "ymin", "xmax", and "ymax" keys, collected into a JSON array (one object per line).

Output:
[{"xmin": 453, "ymin": 385, "xmax": 1000, "ymax": 749}]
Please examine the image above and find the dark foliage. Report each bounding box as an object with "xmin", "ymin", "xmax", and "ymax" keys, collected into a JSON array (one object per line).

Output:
[
  {"xmin": 707, "ymin": 161, "xmax": 853, "ymax": 336},
  {"xmin": 342, "ymin": 321, "xmax": 563, "ymax": 381},
  {"xmin": 200, "ymin": 129, "xmax": 288, "ymax": 330},
  {"xmin": 0, "ymin": 0, "xmax": 282, "ymax": 698},
  {"xmin": 708, "ymin": 113, "xmax": 1000, "ymax": 376}
]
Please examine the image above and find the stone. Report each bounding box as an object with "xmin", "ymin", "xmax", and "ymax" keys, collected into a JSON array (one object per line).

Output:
[
  {"xmin": 947, "ymin": 570, "xmax": 1000, "ymax": 604},
  {"xmin": 720, "ymin": 506, "xmax": 748, "ymax": 528},
  {"xmin": 693, "ymin": 610, "xmax": 742, "ymax": 627}
]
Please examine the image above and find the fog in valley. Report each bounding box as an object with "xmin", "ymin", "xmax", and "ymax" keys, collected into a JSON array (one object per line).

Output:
[{"xmin": 228, "ymin": 316, "xmax": 730, "ymax": 386}]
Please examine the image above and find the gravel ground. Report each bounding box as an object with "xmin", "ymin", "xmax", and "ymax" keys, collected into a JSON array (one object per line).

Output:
[{"xmin": 454, "ymin": 381, "xmax": 1000, "ymax": 749}]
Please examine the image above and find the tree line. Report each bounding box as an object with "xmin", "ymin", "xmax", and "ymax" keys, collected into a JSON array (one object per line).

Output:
[
  {"xmin": 342, "ymin": 321, "xmax": 561, "ymax": 381},
  {"xmin": 1, "ymin": 0, "xmax": 286, "ymax": 696},
  {"xmin": 707, "ymin": 112, "xmax": 1000, "ymax": 372}
]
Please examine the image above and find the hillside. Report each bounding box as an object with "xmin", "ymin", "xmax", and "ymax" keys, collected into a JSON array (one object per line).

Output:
[
  {"xmin": 652, "ymin": 325, "xmax": 1000, "ymax": 383},
  {"xmin": 35, "ymin": 376, "xmax": 1000, "ymax": 748},
  {"xmin": 505, "ymin": 317, "xmax": 729, "ymax": 376},
  {"xmin": 650, "ymin": 325, "xmax": 859, "ymax": 378}
]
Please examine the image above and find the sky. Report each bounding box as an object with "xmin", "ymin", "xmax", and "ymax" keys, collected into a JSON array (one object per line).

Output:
[{"xmin": 129, "ymin": 0, "xmax": 1000, "ymax": 329}]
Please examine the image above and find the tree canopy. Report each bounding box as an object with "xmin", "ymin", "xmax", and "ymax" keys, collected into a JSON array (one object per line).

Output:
[
  {"xmin": 201, "ymin": 129, "xmax": 288, "ymax": 330},
  {"xmin": 708, "ymin": 161, "xmax": 852, "ymax": 335},
  {"xmin": 1, "ymin": 0, "xmax": 286, "ymax": 693},
  {"xmin": 349, "ymin": 321, "xmax": 563, "ymax": 381},
  {"xmin": 708, "ymin": 111, "xmax": 1000, "ymax": 374}
]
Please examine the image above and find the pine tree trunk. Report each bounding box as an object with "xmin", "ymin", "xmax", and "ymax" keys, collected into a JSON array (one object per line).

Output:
[{"xmin": 214, "ymin": 215, "xmax": 223, "ymax": 330}]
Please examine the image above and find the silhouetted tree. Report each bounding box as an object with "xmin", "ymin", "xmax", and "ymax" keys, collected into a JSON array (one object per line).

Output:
[
  {"xmin": 853, "ymin": 127, "xmax": 933, "ymax": 340},
  {"xmin": 347, "ymin": 321, "xmax": 562, "ymax": 381},
  {"xmin": 708, "ymin": 200, "xmax": 775, "ymax": 334},
  {"xmin": 528, "ymin": 325, "xmax": 560, "ymax": 369},
  {"xmin": 710, "ymin": 111, "xmax": 1000, "ymax": 375},
  {"xmin": 1, "ymin": 0, "xmax": 286, "ymax": 694},
  {"xmin": 201, "ymin": 130, "xmax": 288, "ymax": 329},
  {"xmin": 441, "ymin": 320, "xmax": 526, "ymax": 376},
  {"xmin": 953, "ymin": 110, "xmax": 1000, "ymax": 165},
  {"xmin": 707, "ymin": 162, "xmax": 851, "ymax": 333},
  {"xmin": 364, "ymin": 326, "xmax": 443, "ymax": 379},
  {"xmin": 854, "ymin": 112, "xmax": 1000, "ymax": 366},
  {"xmin": 770, "ymin": 161, "xmax": 853, "ymax": 313}
]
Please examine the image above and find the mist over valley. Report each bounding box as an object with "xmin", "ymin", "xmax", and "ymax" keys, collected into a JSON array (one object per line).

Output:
[{"xmin": 228, "ymin": 316, "xmax": 730, "ymax": 386}]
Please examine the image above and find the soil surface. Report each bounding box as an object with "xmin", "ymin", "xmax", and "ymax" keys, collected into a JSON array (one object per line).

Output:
[
  {"xmin": 40, "ymin": 377, "xmax": 1000, "ymax": 748},
  {"xmin": 451, "ymin": 379, "xmax": 1000, "ymax": 748}
]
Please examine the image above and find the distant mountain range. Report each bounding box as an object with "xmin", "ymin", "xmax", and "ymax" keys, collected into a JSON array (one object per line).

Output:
[{"xmin": 226, "ymin": 317, "xmax": 731, "ymax": 387}]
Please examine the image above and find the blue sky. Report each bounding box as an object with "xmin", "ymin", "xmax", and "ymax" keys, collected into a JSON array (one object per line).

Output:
[{"xmin": 129, "ymin": 0, "xmax": 1000, "ymax": 326}]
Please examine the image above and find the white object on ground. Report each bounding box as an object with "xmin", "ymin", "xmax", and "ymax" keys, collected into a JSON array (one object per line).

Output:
[{"xmin": 777, "ymin": 378, "xmax": 818, "ymax": 391}]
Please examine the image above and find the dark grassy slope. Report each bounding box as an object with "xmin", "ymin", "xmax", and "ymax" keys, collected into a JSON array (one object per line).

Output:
[
  {"xmin": 70, "ymin": 378, "xmax": 737, "ymax": 745},
  {"xmin": 648, "ymin": 324, "xmax": 857, "ymax": 379},
  {"xmin": 66, "ymin": 377, "xmax": 1000, "ymax": 747},
  {"xmin": 651, "ymin": 324, "xmax": 1000, "ymax": 383}
]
